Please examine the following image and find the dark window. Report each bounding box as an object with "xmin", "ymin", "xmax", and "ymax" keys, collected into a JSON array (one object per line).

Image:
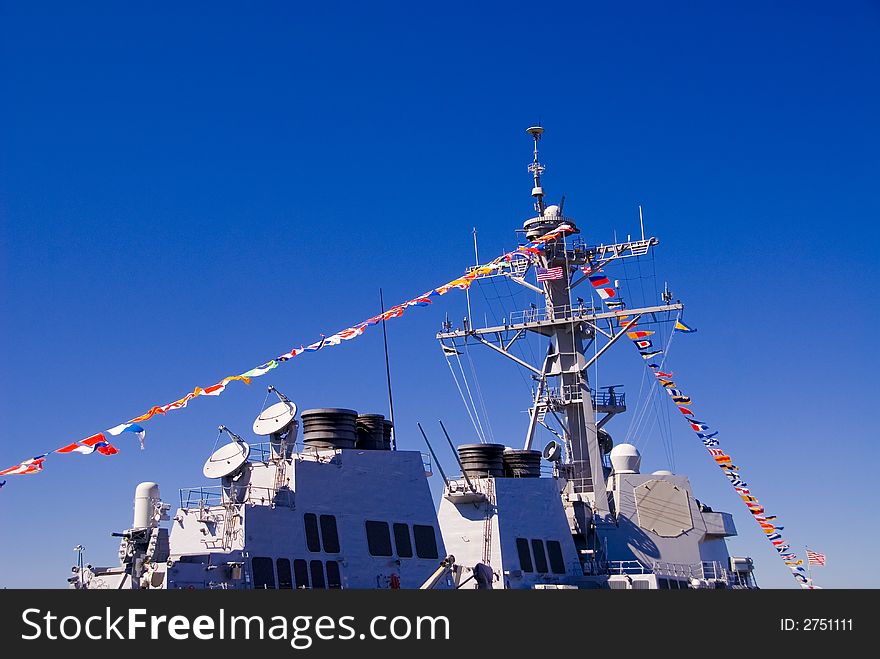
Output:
[
  {"xmin": 413, "ymin": 525, "xmax": 439, "ymax": 559},
  {"xmin": 365, "ymin": 521, "xmax": 393, "ymax": 556},
  {"xmin": 393, "ymin": 523, "xmax": 413, "ymax": 558},
  {"xmin": 252, "ymin": 557, "xmax": 276, "ymax": 589},
  {"xmin": 293, "ymin": 559, "xmax": 309, "ymax": 589},
  {"xmin": 304, "ymin": 513, "xmax": 321, "ymax": 552},
  {"xmin": 516, "ymin": 538, "xmax": 533, "ymax": 572},
  {"xmin": 320, "ymin": 514, "xmax": 340, "ymax": 553},
  {"xmin": 179, "ymin": 554, "xmax": 209, "ymax": 564},
  {"xmin": 310, "ymin": 560, "xmax": 326, "ymax": 589},
  {"xmin": 531, "ymin": 539, "xmax": 549, "ymax": 573},
  {"xmin": 658, "ymin": 578, "xmax": 670, "ymax": 590},
  {"xmin": 276, "ymin": 558, "xmax": 293, "ymax": 589},
  {"xmin": 546, "ymin": 540, "xmax": 566, "ymax": 574},
  {"xmin": 326, "ymin": 560, "xmax": 342, "ymax": 589}
]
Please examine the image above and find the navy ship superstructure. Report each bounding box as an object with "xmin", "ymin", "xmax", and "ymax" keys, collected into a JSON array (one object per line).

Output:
[
  {"xmin": 74, "ymin": 398, "xmax": 448, "ymax": 590},
  {"xmin": 72, "ymin": 128, "xmax": 757, "ymax": 590}
]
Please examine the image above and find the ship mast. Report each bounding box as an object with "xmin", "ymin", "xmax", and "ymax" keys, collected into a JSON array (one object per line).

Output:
[
  {"xmin": 437, "ymin": 127, "xmax": 681, "ymax": 524},
  {"xmin": 527, "ymin": 125, "xmax": 547, "ymax": 216},
  {"xmin": 520, "ymin": 126, "xmax": 608, "ymax": 515}
]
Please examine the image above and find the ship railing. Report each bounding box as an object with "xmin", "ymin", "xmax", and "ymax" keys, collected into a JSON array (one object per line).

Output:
[
  {"xmin": 592, "ymin": 390, "xmax": 626, "ymax": 408},
  {"xmin": 508, "ymin": 303, "xmax": 601, "ymax": 326},
  {"xmin": 249, "ymin": 443, "xmax": 274, "ymax": 462},
  {"xmin": 651, "ymin": 561, "xmax": 733, "ymax": 584},
  {"xmin": 180, "ymin": 486, "xmax": 224, "ymax": 509},
  {"xmin": 652, "ymin": 562, "xmax": 700, "ymax": 579},
  {"xmin": 247, "ymin": 442, "xmax": 342, "ymax": 464},
  {"xmin": 223, "ymin": 442, "xmax": 420, "ymax": 470},
  {"xmin": 179, "ymin": 484, "xmax": 294, "ymax": 510},
  {"xmin": 541, "ymin": 386, "xmax": 625, "ymax": 408},
  {"xmin": 606, "ymin": 560, "xmax": 652, "ymax": 575},
  {"xmin": 544, "ymin": 385, "xmax": 584, "ymax": 405},
  {"xmin": 699, "ymin": 561, "xmax": 727, "ymax": 581}
]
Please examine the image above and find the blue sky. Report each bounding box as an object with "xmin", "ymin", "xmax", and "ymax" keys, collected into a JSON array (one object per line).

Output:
[{"xmin": 1, "ymin": 1, "xmax": 878, "ymax": 588}]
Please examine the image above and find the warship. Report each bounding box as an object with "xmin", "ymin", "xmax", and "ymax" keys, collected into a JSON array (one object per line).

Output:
[{"xmin": 70, "ymin": 127, "xmax": 759, "ymax": 590}]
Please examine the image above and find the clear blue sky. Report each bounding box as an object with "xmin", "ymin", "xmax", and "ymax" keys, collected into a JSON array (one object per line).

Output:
[{"xmin": 1, "ymin": 1, "xmax": 878, "ymax": 588}]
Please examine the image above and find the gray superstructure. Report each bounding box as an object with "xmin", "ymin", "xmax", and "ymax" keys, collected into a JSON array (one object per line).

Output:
[{"xmin": 71, "ymin": 128, "xmax": 757, "ymax": 590}]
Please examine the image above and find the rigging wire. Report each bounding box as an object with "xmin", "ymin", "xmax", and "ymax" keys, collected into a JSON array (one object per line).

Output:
[
  {"xmin": 624, "ymin": 352, "xmax": 650, "ymax": 442},
  {"xmin": 444, "ymin": 352, "xmax": 485, "ymax": 443},
  {"xmin": 454, "ymin": 349, "xmax": 488, "ymax": 443},
  {"xmin": 464, "ymin": 342, "xmax": 495, "ymax": 443},
  {"xmin": 630, "ymin": 318, "xmax": 679, "ymax": 445},
  {"xmin": 488, "ymin": 276, "xmax": 535, "ymax": 397},
  {"xmin": 653, "ymin": 249, "xmax": 677, "ymax": 470}
]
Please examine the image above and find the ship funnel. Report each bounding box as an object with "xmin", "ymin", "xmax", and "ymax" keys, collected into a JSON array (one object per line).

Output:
[
  {"xmin": 132, "ymin": 482, "xmax": 160, "ymax": 530},
  {"xmin": 457, "ymin": 444, "xmax": 505, "ymax": 479},
  {"xmin": 503, "ymin": 448, "xmax": 542, "ymax": 478},
  {"xmin": 609, "ymin": 444, "xmax": 641, "ymax": 474},
  {"xmin": 356, "ymin": 414, "xmax": 392, "ymax": 451},
  {"xmin": 301, "ymin": 408, "xmax": 358, "ymax": 449}
]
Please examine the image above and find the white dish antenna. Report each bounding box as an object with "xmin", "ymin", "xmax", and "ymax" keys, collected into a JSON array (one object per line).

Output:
[
  {"xmin": 253, "ymin": 400, "xmax": 297, "ymax": 436},
  {"xmin": 203, "ymin": 440, "xmax": 250, "ymax": 479}
]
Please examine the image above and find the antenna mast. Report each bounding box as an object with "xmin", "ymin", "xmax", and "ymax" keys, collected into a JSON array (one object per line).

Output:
[
  {"xmin": 379, "ymin": 289, "xmax": 397, "ymax": 450},
  {"xmin": 527, "ymin": 126, "xmax": 546, "ymax": 215}
]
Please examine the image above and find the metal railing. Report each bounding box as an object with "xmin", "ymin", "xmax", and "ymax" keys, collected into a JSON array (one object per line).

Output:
[
  {"xmin": 606, "ymin": 560, "xmax": 652, "ymax": 575},
  {"xmin": 179, "ymin": 484, "xmax": 294, "ymax": 510},
  {"xmin": 592, "ymin": 390, "xmax": 626, "ymax": 408},
  {"xmin": 540, "ymin": 385, "xmax": 625, "ymax": 408},
  {"xmin": 508, "ymin": 304, "xmax": 600, "ymax": 326},
  {"xmin": 652, "ymin": 560, "xmax": 732, "ymax": 584},
  {"xmin": 180, "ymin": 486, "xmax": 224, "ymax": 509}
]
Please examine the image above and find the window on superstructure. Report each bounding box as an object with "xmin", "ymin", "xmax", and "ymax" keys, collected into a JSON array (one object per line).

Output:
[
  {"xmin": 276, "ymin": 558, "xmax": 293, "ymax": 589},
  {"xmin": 252, "ymin": 557, "xmax": 276, "ymax": 589},
  {"xmin": 310, "ymin": 560, "xmax": 326, "ymax": 589},
  {"xmin": 326, "ymin": 560, "xmax": 342, "ymax": 589},
  {"xmin": 546, "ymin": 540, "xmax": 566, "ymax": 574},
  {"xmin": 365, "ymin": 521, "xmax": 393, "ymax": 556},
  {"xmin": 515, "ymin": 538, "xmax": 533, "ymax": 573},
  {"xmin": 413, "ymin": 524, "xmax": 439, "ymax": 559},
  {"xmin": 320, "ymin": 514, "xmax": 340, "ymax": 553},
  {"xmin": 393, "ymin": 523, "xmax": 413, "ymax": 558},
  {"xmin": 531, "ymin": 539, "xmax": 549, "ymax": 573},
  {"xmin": 293, "ymin": 559, "xmax": 309, "ymax": 589},
  {"xmin": 304, "ymin": 513, "xmax": 321, "ymax": 552}
]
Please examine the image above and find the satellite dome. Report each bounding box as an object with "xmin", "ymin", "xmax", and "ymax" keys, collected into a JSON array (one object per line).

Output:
[
  {"xmin": 609, "ymin": 443, "xmax": 641, "ymax": 474},
  {"xmin": 652, "ymin": 469, "xmax": 674, "ymax": 476},
  {"xmin": 544, "ymin": 204, "xmax": 560, "ymax": 217}
]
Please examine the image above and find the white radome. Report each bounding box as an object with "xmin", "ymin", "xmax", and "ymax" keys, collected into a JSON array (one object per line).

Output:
[{"xmin": 609, "ymin": 443, "xmax": 641, "ymax": 474}]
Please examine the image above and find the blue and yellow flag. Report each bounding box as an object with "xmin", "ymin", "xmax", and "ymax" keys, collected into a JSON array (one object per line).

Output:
[{"xmin": 674, "ymin": 320, "xmax": 697, "ymax": 333}]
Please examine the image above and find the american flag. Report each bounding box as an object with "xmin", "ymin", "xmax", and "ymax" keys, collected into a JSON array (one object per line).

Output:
[
  {"xmin": 806, "ymin": 549, "xmax": 826, "ymax": 566},
  {"xmin": 535, "ymin": 266, "xmax": 564, "ymax": 282}
]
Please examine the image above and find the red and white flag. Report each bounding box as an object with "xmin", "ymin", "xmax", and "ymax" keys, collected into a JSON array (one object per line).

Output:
[
  {"xmin": 535, "ymin": 266, "xmax": 564, "ymax": 282},
  {"xmin": 806, "ymin": 549, "xmax": 826, "ymax": 566}
]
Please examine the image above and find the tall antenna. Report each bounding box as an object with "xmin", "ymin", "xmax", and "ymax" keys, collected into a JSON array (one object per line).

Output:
[
  {"xmin": 379, "ymin": 289, "xmax": 397, "ymax": 450},
  {"xmin": 639, "ymin": 205, "xmax": 645, "ymax": 241},
  {"xmin": 472, "ymin": 227, "xmax": 479, "ymax": 266},
  {"xmin": 527, "ymin": 126, "xmax": 546, "ymax": 215}
]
